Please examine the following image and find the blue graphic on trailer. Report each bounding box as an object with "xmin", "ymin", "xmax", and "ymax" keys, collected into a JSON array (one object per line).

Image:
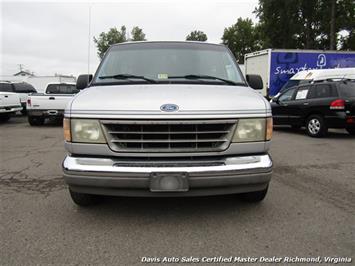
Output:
[{"xmin": 269, "ymin": 52, "xmax": 355, "ymax": 96}]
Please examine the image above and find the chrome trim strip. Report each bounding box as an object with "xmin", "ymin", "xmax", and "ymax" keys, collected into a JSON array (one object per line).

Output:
[
  {"xmin": 101, "ymin": 119, "xmax": 237, "ymax": 124},
  {"xmin": 63, "ymin": 154, "xmax": 272, "ymax": 174}
]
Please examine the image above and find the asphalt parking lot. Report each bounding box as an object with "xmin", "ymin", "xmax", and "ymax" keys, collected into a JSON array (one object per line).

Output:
[{"xmin": 1, "ymin": 116, "xmax": 354, "ymax": 265}]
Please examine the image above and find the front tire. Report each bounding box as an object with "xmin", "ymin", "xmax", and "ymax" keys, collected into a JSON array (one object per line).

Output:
[
  {"xmin": 239, "ymin": 185, "xmax": 268, "ymax": 202},
  {"xmin": 28, "ymin": 116, "xmax": 44, "ymax": 126},
  {"xmin": 306, "ymin": 115, "xmax": 327, "ymax": 137},
  {"xmin": 69, "ymin": 189, "xmax": 100, "ymax": 206},
  {"xmin": 346, "ymin": 127, "xmax": 355, "ymax": 136}
]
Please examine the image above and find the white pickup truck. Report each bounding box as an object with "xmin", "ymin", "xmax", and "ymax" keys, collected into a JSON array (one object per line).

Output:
[
  {"xmin": 27, "ymin": 82, "xmax": 79, "ymax": 126},
  {"xmin": 0, "ymin": 81, "xmax": 36, "ymax": 114},
  {"xmin": 0, "ymin": 92, "xmax": 22, "ymax": 122}
]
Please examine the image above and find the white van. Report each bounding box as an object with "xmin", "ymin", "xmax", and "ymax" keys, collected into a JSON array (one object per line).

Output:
[{"xmin": 279, "ymin": 67, "xmax": 355, "ymax": 93}]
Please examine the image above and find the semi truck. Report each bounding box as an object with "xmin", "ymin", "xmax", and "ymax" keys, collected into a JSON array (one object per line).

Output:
[{"xmin": 244, "ymin": 49, "xmax": 355, "ymax": 97}]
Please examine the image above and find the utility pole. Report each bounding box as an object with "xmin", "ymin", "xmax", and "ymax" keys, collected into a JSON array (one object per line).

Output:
[
  {"xmin": 88, "ymin": 4, "xmax": 92, "ymax": 74},
  {"xmin": 18, "ymin": 64, "xmax": 24, "ymax": 72},
  {"xmin": 330, "ymin": 0, "xmax": 336, "ymax": 50}
]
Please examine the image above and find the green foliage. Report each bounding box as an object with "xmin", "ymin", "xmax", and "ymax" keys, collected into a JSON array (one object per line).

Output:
[
  {"xmin": 93, "ymin": 26, "xmax": 147, "ymax": 59},
  {"xmin": 186, "ymin": 30, "xmax": 208, "ymax": 41},
  {"xmin": 255, "ymin": 0, "xmax": 355, "ymax": 50},
  {"xmin": 93, "ymin": 26, "xmax": 127, "ymax": 59},
  {"xmin": 221, "ymin": 18, "xmax": 261, "ymax": 64},
  {"xmin": 131, "ymin": 26, "xmax": 146, "ymax": 41}
]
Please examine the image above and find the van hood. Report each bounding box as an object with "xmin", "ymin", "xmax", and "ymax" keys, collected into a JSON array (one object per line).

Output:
[{"xmin": 68, "ymin": 84, "xmax": 270, "ymax": 118}]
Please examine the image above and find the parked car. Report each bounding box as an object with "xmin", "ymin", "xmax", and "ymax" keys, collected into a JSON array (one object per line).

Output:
[
  {"xmin": 279, "ymin": 67, "xmax": 355, "ymax": 94},
  {"xmin": 27, "ymin": 82, "xmax": 79, "ymax": 126},
  {"xmin": 0, "ymin": 81, "xmax": 37, "ymax": 114},
  {"xmin": 0, "ymin": 92, "xmax": 22, "ymax": 122},
  {"xmin": 62, "ymin": 41, "xmax": 273, "ymax": 206},
  {"xmin": 271, "ymin": 80, "xmax": 355, "ymax": 137}
]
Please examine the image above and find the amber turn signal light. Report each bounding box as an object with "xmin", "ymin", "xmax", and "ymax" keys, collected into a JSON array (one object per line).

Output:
[
  {"xmin": 63, "ymin": 118, "xmax": 71, "ymax": 142},
  {"xmin": 266, "ymin": 117, "xmax": 273, "ymax": 141}
]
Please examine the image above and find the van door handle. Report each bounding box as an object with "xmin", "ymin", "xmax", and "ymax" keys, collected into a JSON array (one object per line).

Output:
[
  {"xmin": 303, "ymin": 102, "xmax": 309, "ymax": 105},
  {"xmin": 49, "ymin": 97, "xmax": 55, "ymax": 100},
  {"xmin": 4, "ymin": 95, "xmax": 8, "ymax": 98}
]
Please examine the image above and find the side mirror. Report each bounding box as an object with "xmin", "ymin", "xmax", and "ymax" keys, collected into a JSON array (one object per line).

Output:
[
  {"xmin": 246, "ymin": 74, "xmax": 263, "ymax": 90},
  {"xmin": 76, "ymin": 74, "xmax": 93, "ymax": 90},
  {"xmin": 270, "ymin": 96, "xmax": 279, "ymax": 103}
]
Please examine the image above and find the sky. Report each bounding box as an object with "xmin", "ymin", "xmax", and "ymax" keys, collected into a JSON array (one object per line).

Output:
[{"xmin": 0, "ymin": 0, "xmax": 259, "ymax": 77}]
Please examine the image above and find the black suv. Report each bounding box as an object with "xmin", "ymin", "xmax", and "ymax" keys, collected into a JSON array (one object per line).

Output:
[{"xmin": 271, "ymin": 80, "xmax": 355, "ymax": 137}]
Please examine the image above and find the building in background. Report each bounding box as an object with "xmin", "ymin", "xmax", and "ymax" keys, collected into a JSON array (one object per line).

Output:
[{"xmin": 13, "ymin": 70, "xmax": 34, "ymax": 77}]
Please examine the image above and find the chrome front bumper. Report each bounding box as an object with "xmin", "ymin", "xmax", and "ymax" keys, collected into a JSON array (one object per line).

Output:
[{"xmin": 63, "ymin": 154, "xmax": 272, "ymax": 197}]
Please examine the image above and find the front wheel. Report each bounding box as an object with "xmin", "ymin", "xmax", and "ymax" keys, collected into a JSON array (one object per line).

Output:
[
  {"xmin": 239, "ymin": 185, "xmax": 268, "ymax": 202},
  {"xmin": 28, "ymin": 116, "xmax": 44, "ymax": 126},
  {"xmin": 346, "ymin": 127, "xmax": 355, "ymax": 136},
  {"xmin": 69, "ymin": 189, "xmax": 101, "ymax": 206},
  {"xmin": 306, "ymin": 115, "xmax": 327, "ymax": 137}
]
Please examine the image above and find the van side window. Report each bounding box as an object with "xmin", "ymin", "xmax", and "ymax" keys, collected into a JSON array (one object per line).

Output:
[
  {"xmin": 0, "ymin": 83, "xmax": 13, "ymax": 92},
  {"xmin": 308, "ymin": 84, "xmax": 337, "ymax": 99},
  {"xmin": 279, "ymin": 87, "xmax": 296, "ymax": 102},
  {"xmin": 339, "ymin": 82, "xmax": 355, "ymax": 97},
  {"xmin": 295, "ymin": 86, "xmax": 309, "ymax": 100},
  {"xmin": 13, "ymin": 83, "xmax": 37, "ymax": 93}
]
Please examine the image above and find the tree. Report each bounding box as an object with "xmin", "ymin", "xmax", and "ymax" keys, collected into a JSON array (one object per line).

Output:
[
  {"xmin": 93, "ymin": 26, "xmax": 148, "ymax": 59},
  {"xmin": 221, "ymin": 18, "xmax": 260, "ymax": 64},
  {"xmin": 93, "ymin": 26, "xmax": 127, "ymax": 59},
  {"xmin": 318, "ymin": 0, "xmax": 355, "ymax": 50},
  {"xmin": 131, "ymin": 26, "xmax": 146, "ymax": 41},
  {"xmin": 255, "ymin": 0, "xmax": 355, "ymax": 50},
  {"xmin": 254, "ymin": 0, "xmax": 300, "ymax": 49},
  {"xmin": 186, "ymin": 30, "xmax": 208, "ymax": 41}
]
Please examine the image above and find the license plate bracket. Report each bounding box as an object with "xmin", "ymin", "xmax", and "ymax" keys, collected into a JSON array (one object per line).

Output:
[{"xmin": 150, "ymin": 172, "xmax": 189, "ymax": 192}]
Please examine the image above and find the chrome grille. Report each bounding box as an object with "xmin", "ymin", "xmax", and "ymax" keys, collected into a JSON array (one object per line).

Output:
[{"xmin": 101, "ymin": 120, "xmax": 237, "ymax": 152}]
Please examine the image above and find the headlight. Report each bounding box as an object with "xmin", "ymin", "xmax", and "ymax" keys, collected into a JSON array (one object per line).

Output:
[
  {"xmin": 70, "ymin": 119, "xmax": 106, "ymax": 143},
  {"xmin": 232, "ymin": 118, "xmax": 272, "ymax": 142}
]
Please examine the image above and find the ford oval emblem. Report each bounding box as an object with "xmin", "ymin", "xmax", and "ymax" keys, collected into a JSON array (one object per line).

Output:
[{"xmin": 160, "ymin": 104, "xmax": 179, "ymax": 112}]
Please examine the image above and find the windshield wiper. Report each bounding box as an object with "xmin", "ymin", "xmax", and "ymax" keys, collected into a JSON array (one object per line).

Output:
[
  {"xmin": 167, "ymin": 74, "xmax": 242, "ymax": 86},
  {"xmin": 98, "ymin": 74, "xmax": 157, "ymax": 83}
]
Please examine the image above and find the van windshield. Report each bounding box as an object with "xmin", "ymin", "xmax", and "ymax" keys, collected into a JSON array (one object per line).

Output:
[{"xmin": 94, "ymin": 42, "xmax": 245, "ymax": 86}]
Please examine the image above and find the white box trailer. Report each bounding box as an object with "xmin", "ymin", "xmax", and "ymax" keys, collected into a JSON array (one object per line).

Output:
[{"xmin": 245, "ymin": 49, "xmax": 355, "ymax": 97}]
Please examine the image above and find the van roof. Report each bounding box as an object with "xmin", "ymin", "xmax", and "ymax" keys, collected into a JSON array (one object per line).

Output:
[{"xmin": 291, "ymin": 68, "xmax": 355, "ymax": 80}]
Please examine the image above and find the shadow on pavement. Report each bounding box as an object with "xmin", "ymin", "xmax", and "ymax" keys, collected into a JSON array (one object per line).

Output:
[{"xmin": 273, "ymin": 126, "xmax": 355, "ymax": 139}]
